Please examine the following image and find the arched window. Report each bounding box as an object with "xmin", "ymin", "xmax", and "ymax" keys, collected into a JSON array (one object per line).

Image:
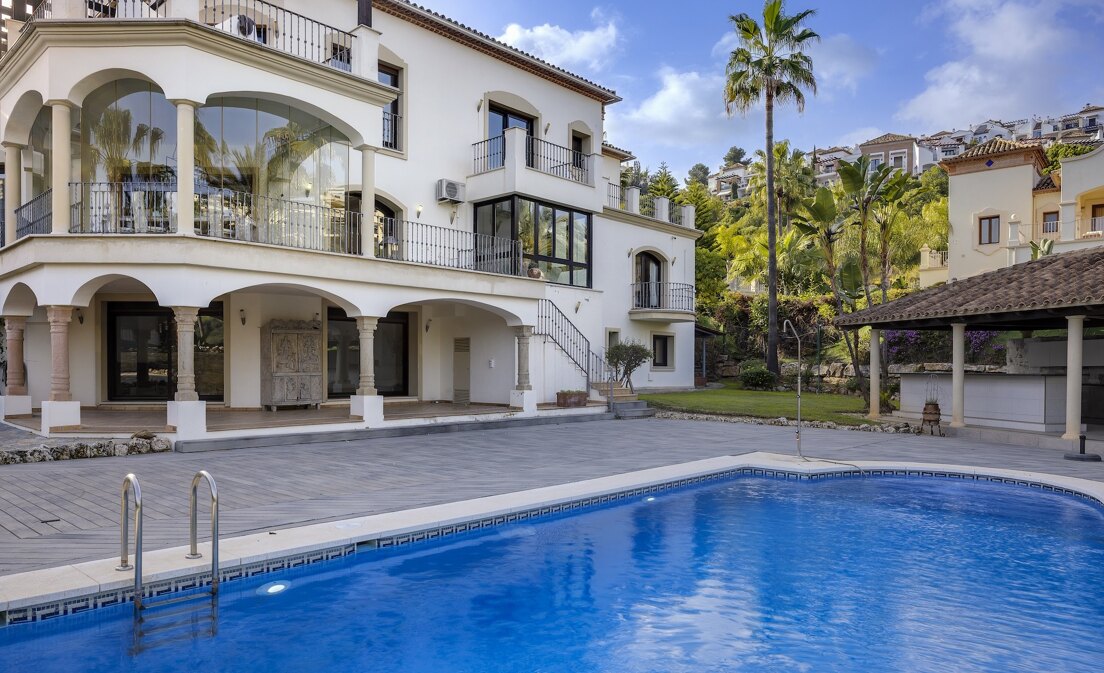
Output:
[{"xmin": 634, "ymin": 252, "xmax": 664, "ymax": 309}]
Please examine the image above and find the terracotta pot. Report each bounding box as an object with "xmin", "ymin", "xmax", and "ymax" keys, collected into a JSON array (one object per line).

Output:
[
  {"xmin": 556, "ymin": 391, "xmax": 588, "ymax": 408},
  {"xmin": 922, "ymin": 402, "xmax": 941, "ymax": 423}
]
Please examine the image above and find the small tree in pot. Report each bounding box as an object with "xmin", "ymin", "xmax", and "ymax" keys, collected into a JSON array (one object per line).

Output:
[{"xmin": 606, "ymin": 340, "xmax": 653, "ymax": 393}]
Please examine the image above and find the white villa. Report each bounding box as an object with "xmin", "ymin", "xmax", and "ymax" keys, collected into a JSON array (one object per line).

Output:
[{"xmin": 0, "ymin": 0, "xmax": 699, "ymax": 440}]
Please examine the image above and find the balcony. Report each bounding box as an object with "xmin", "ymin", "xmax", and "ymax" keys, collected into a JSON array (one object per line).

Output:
[
  {"xmin": 918, "ymin": 245, "xmax": 949, "ymax": 288},
  {"xmin": 606, "ymin": 185, "xmax": 696, "ymax": 229},
  {"xmin": 629, "ymin": 282, "xmax": 696, "ymax": 322},
  {"xmin": 7, "ymin": 0, "xmax": 359, "ymax": 75},
  {"xmin": 1027, "ymin": 218, "xmax": 1104, "ymax": 243},
  {"xmin": 382, "ymin": 111, "xmax": 402, "ymax": 151},
  {"xmin": 468, "ymin": 127, "xmax": 596, "ymax": 209},
  {"xmin": 12, "ymin": 182, "xmax": 524, "ymax": 278}
]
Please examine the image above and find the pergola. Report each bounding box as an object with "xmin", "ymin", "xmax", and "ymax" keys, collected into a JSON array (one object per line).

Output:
[{"xmin": 835, "ymin": 247, "xmax": 1104, "ymax": 438}]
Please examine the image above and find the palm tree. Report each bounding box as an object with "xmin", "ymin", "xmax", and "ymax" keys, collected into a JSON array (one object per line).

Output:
[
  {"xmin": 745, "ymin": 139, "xmax": 815, "ymax": 231},
  {"xmin": 725, "ymin": 226, "xmax": 822, "ymax": 296},
  {"xmin": 723, "ymin": 0, "xmax": 818, "ymax": 374},
  {"xmin": 837, "ymin": 157, "xmax": 896, "ymax": 308}
]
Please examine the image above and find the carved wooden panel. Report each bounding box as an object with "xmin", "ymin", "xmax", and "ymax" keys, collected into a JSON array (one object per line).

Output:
[{"xmin": 260, "ymin": 320, "xmax": 324, "ymax": 409}]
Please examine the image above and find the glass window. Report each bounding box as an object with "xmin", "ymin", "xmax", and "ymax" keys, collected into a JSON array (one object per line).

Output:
[
  {"xmin": 494, "ymin": 200, "xmax": 513, "ymax": 239},
  {"xmin": 652, "ymin": 334, "xmax": 671, "ymax": 368},
  {"xmin": 554, "ymin": 209, "xmax": 569, "ymax": 258},
  {"xmin": 473, "ymin": 196, "xmax": 591, "ymax": 287},
  {"xmin": 518, "ymin": 199, "xmax": 535, "ymax": 254},
  {"xmin": 1042, "ymin": 211, "xmax": 1059, "ymax": 233},
  {"xmin": 537, "ymin": 203, "xmax": 554, "ymax": 256},
  {"xmin": 979, "ymin": 215, "xmax": 1000, "ymax": 245},
  {"xmin": 572, "ymin": 212, "xmax": 588, "ymax": 263}
]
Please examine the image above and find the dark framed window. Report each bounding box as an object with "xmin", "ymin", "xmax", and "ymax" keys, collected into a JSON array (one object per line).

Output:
[
  {"xmin": 652, "ymin": 334, "xmax": 672, "ymax": 368},
  {"xmin": 979, "ymin": 215, "xmax": 1000, "ymax": 245},
  {"xmin": 474, "ymin": 195, "xmax": 591, "ymax": 287},
  {"xmin": 378, "ymin": 64, "xmax": 401, "ymax": 150},
  {"xmin": 1042, "ymin": 211, "xmax": 1059, "ymax": 233}
]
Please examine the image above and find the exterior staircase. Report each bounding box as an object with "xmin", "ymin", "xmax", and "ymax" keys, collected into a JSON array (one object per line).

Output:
[{"xmin": 611, "ymin": 399, "xmax": 656, "ymax": 419}]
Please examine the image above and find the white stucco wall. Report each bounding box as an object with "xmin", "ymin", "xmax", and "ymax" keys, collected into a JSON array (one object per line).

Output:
[{"xmin": 947, "ymin": 163, "xmax": 1036, "ymax": 280}]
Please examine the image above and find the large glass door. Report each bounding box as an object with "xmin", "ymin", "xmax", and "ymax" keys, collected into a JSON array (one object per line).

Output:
[
  {"xmin": 487, "ymin": 104, "xmax": 533, "ymax": 169},
  {"xmin": 375, "ymin": 314, "xmax": 409, "ymax": 396},
  {"xmin": 635, "ymin": 252, "xmax": 664, "ymax": 309},
  {"xmin": 327, "ymin": 309, "xmax": 409, "ymax": 398},
  {"xmin": 108, "ymin": 303, "xmax": 175, "ymax": 401},
  {"xmin": 107, "ymin": 302, "xmax": 224, "ymax": 401}
]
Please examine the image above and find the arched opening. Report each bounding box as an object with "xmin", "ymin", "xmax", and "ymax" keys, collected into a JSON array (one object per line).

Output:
[
  {"xmin": 635, "ymin": 251, "xmax": 665, "ymax": 309},
  {"xmin": 1, "ymin": 282, "xmax": 39, "ymax": 316}
]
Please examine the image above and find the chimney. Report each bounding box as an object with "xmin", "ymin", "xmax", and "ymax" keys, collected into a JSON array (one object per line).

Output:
[{"xmin": 358, "ymin": 0, "xmax": 373, "ymax": 27}]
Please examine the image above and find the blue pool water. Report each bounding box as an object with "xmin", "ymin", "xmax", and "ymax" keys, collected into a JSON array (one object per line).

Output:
[{"xmin": 2, "ymin": 476, "xmax": 1104, "ymax": 672}]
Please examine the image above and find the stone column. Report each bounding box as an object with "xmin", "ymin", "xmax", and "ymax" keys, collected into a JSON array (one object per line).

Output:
[
  {"xmin": 626, "ymin": 186, "xmax": 641, "ymax": 215},
  {"xmin": 515, "ymin": 325, "xmax": 533, "ymax": 391},
  {"xmin": 1063, "ymin": 315, "xmax": 1085, "ymax": 441},
  {"xmin": 3, "ymin": 142, "xmax": 22, "ymax": 245},
  {"xmin": 173, "ymin": 100, "xmax": 198, "ymax": 235},
  {"xmin": 356, "ymin": 316, "xmax": 378, "ymax": 395},
  {"xmin": 654, "ymin": 196, "xmax": 671, "ymax": 223},
  {"xmin": 47, "ymin": 306, "xmax": 73, "ymax": 401},
  {"xmin": 173, "ymin": 307, "xmax": 200, "ymax": 401},
  {"xmin": 4, "ymin": 317, "xmax": 28, "ymax": 395},
  {"xmin": 951, "ymin": 322, "xmax": 966, "ymax": 428},
  {"xmin": 48, "ymin": 101, "xmax": 72, "ymax": 234},
  {"xmin": 868, "ymin": 328, "xmax": 881, "ymax": 419},
  {"xmin": 358, "ymin": 145, "xmax": 376, "ymax": 257}
]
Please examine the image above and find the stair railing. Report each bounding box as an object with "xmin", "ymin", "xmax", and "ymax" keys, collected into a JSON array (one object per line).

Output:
[{"xmin": 536, "ymin": 299, "xmax": 615, "ymax": 399}]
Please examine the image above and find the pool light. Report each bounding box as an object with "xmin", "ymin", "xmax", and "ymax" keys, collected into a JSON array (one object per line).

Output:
[{"xmin": 258, "ymin": 581, "xmax": 290, "ymax": 596}]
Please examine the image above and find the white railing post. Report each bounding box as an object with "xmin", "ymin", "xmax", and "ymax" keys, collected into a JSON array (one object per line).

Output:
[
  {"xmin": 1060, "ymin": 201, "xmax": 1077, "ymax": 240},
  {"xmin": 626, "ymin": 186, "xmax": 641, "ymax": 214},
  {"xmin": 170, "ymin": 0, "xmax": 200, "ymax": 19},
  {"xmin": 51, "ymin": 0, "xmax": 86, "ymax": 19},
  {"xmin": 654, "ymin": 196, "xmax": 670, "ymax": 223},
  {"xmin": 919, "ymin": 244, "xmax": 931, "ymax": 270},
  {"xmin": 682, "ymin": 204, "xmax": 696, "ymax": 229},
  {"xmin": 352, "ymin": 24, "xmax": 380, "ymax": 81}
]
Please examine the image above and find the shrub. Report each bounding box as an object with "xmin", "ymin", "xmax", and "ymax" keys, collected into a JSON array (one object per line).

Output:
[
  {"xmin": 606, "ymin": 340, "xmax": 653, "ymax": 391},
  {"xmin": 739, "ymin": 358, "xmax": 767, "ymax": 372},
  {"xmin": 741, "ymin": 367, "xmax": 777, "ymax": 390}
]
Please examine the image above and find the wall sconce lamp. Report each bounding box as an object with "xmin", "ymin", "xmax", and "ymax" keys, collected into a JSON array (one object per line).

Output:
[
  {"xmin": 574, "ymin": 301, "xmax": 582, "ymax": 314},
  {"xmin": 239, "ymin": 309, "xmax": 247, "ymax": 326},
  {"xmin": 75, "ymin": 309, "xmax": 84, "ymax": 325},
  {"xmin": 544, "ymin": 122, "xmax": 551, "ymax": 136},
  {"xmin": 424, "ymin": 318, "xmax": 432, "ymax": 334},
  {"xmin": 672, "ymin": 257, "xmax": 678, "ymax": 266},
  {"xmin": 477, "ymin": 99, "xmax": 483, "ymax": 112},
  {"xmin": 304, "ymin": 182, "xmax": 313, "ymax": 197},
  {"xmin": 416, "ymin": 204, "xmax": 424, "ymax": 219},
  {"xmin": 626, "ymin": 248, "xmax": 633, "ymax": 257},
  {"xmin": 314, "ymin": 312, "xmax": 321, "ymax": 322}
]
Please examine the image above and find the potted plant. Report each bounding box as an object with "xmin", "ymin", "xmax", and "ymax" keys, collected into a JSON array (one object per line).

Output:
[
  {"xmin": 527, "ymin": 261, "xmax": 543, "ymax": 279},
  {"xmin": 556, "ymin": 390, "xmax": 589, "ymax": 407}
]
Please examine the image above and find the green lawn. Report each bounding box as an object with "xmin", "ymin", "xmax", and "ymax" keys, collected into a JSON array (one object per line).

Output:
[{"xmin": 641, "ymin": 380, "xmax": 868, "ymax": 425}]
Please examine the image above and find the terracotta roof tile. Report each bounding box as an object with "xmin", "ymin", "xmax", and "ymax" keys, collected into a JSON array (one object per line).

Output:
[
  {"xmin": 941, "ymin": 137, "xmax": 1047, "ymax": 167},
  {"xmin": 835, "ymin": 247, "xmax": 1104, "ymax": 328},
  {"xmin": 861, "ymin": 132, "xmax": 915, "ymax": 145},
  {"xmin": 1033, "ymin": 174, "xmax": 1058, "ymax": 191}
]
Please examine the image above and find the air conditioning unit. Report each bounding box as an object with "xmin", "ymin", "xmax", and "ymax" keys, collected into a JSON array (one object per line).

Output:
[{"xmin": 436, "ymin": 179, "xmax": 465, "ymax": 204}]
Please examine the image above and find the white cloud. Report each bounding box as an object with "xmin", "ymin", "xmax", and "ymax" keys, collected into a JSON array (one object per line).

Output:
[
  {"xmin": 710, "ymin": 32, "xmax": 740, "ymax": 60},
  {"xmin": 606, "ymin": 67, "xmax": 737, "ymax": 150},
  {"xmin": 497, "ymin": 9, "xmax": 620, "ymax": 72},
  {"xmin": 897, "ymin": 0, "xmax": 1072, "ymax": 131},
  {"xmin": 809, "ymin": 34, "xmax": 878, "ymax": 97},
  {"xmin": 835, "ymin": 126, "xmax": 884, "ymax": 148}
]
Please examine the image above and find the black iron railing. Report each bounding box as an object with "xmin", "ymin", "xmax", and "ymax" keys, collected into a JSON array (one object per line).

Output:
[
  {"xmin": 201, "ymin": 0, "xmax": 355, "ymax": 71},
  {"xmin": 86, "ymin": 1, "xmax": 167, "ymax": 18},
  {"xmin": 195, "ymin": 187, "xmax": 363, "ymax": 254},
  {"xmin": 607, "ymin": 183, "xmax": 625, "ymax": 210},
  {"xmin": 15, "ymin": 189, "xmax": 52, "ymax": 239},
  {"xmin": 473, "ymin": 136, "xmax": 505, "ymax": 174},
  {"xmin": 382, "ymin": 111, "xmax": 401, "ymax": 150},
  {"xmin": 631, "ymin": 282, "xmax": 695, "ymax": 312},
  {"xmin": 376, "ymin": 218, "xmax": 522, "ymax": 276},
  {"xmin": 536, "ymin": 299, "xmax": 613, "ymax": 392},
  {"xmin": 527, "ymin": 137, "xmax": 590, "ymax": 185},
  {"xmin": 70, "ymin": 181, "xmax": 177, "ymax": 233}
]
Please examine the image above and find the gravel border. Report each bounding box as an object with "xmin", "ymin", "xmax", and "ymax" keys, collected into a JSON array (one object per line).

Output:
[{"xmin": 654, "ymin": 410, "xmax": 918, "ymax": 434}]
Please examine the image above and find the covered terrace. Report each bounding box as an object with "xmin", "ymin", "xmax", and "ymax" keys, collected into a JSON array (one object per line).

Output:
[{"xmin": 836, "ymin": 247, "xmax": 1104, "ymax": 442}]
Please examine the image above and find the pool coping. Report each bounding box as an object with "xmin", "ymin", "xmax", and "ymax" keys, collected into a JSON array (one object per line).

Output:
[{"xmin": 2, "ymin": 451, "xmax": 1103, "ymax": 626}]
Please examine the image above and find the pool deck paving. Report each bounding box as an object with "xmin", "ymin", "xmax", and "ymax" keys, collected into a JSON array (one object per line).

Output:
[{"xmin": 1, "ymin": 417, "xmax": 1103, "ymax": 577}]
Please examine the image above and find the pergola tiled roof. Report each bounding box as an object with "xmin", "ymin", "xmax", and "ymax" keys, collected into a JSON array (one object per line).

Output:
[{"xmin": 835, "ymin": 247, "xmax": 1104, "ymax": 330}]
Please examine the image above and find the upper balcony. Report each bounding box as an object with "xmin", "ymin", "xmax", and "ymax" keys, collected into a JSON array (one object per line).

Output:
[
  {"xmin": 468, "ymin": 127, "xmax": 599, "ymax": 209},
  {"xmin": 8, "ymin": 180, "xmax": 525, "ymax": 279},
  {"xmin": 1028, "ymin": 217, "xmax": 1104, "ymax": 243},
  {"xmin": 606, "ymin": 184, "xmax": 697, "ymax": 230}
]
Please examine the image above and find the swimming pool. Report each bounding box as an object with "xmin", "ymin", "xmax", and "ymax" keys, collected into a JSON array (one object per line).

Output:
[{"xmin": 2, "ymin": 474, "xmax": 1103, "ymax": 672}]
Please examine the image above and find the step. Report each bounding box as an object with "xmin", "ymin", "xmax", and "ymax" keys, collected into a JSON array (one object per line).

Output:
[
  {"xmin": 615, "ymin": 408, "xmax": 656, "ymax": 419},
  {"xmin": 613, "ymin": 400, "xmax": 648, "ymax": 410}
]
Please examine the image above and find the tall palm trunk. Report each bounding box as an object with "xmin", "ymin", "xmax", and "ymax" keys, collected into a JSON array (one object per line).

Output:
[{"xmin": 765, "ymin": 89, "xmax": 780, "ymax": 374}]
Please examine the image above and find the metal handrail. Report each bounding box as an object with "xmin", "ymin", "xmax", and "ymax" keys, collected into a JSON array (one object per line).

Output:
[
  {"xmin": 535, "ymin": 299, "xmax": 613, "ymax": 394},
  {"xmin": 526, "ymin": 136, "xmax": 590, "ymax": 185},
  {"xmin": 15, "ymin": 189, "xmax": 52, "ymax": 239},
  {"xmin": 200, "ymin": 0, "xmax": 356, "ymax": 70},
  {"xmin": 607, "ymin": 183, "xmax": 626, "ymax": 210},
  {"xmin": 382, "ymin": 111, "xmax": 402, "ymax": 150},
  {"xmin": 185, "ymin": 470, "xmax": 220, "ymax": 594},
  {"xmin": 631, "ymin": 281, "xmax": 696, "ymax": 312},
  {"xmin": 116, "ymin": 473, "xmax": 144, "ymax": 612}
]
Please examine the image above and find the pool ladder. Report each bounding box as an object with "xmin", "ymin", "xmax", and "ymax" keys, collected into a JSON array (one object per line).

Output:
[{"xmin": 118, "ymin": 471, "xmax": 220, "ymax": 651}]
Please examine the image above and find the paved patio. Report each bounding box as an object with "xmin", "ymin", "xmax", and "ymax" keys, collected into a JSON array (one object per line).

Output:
[{"xmin": 0, "ymin": 418, "xmax": 1102, "ymax": 576}]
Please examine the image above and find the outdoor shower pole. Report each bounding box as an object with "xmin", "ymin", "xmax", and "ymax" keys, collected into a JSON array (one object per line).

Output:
[{"xmin": 784, "ymin": 320, "xmax": 803, "ymax": 459}]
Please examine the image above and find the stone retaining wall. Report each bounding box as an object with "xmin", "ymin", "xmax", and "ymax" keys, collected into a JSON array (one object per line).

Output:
[{"xmin": 0, "ymin": 438, "xmax": 172, "ymax": 465}]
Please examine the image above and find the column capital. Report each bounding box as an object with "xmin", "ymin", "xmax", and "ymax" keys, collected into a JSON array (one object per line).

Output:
[
  {"xmin": 356, "ymin": 315, "xmax": 380, "ymax": 329},
  {"xmin": 515, "ymin": 325, "xmax": 534, "ymax": 338},
  {"xmin": 44, "ymin": 99, "xmax": 76, "ymax": 110},
  {"xmin": 172, "ymin": 306, "xmax": 202, "ymax": 322},
  {"xmin": 355, "ymin": 144, "xmax": 378, "ymax": 154},
  {"xmin": 1, "ymin": 140, "xmax": 25, "ymax": 150},
  {"xmin": 46, "ymin": 305, "xmax": 74, "ymax": 324},
  {"xmin": 168, "ymin": 98, "xmax": 204, "ymax": 109},
  {"xmin": 4, "ymin": 315, "xmax": 28, "ymax": 330}
]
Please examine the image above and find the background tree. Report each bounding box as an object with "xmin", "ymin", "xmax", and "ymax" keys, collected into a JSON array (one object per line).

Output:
[
  {"xmin": 648, "ymin": 162, "xmax": 681, "ymax": 199},
  {"xmin": 620, "ymin": 161, "xmax": 651, "ymax": 192},
  {"xmin": 744, "ymin": 140, "xmax": 815, "ymax": 231},
  {"xmin": 724, "ymin": 145, "xmax": 748, "ymax": 166},
  {"xmin": 723, "ymin": 0, "xmax": 818, "ymax": 373},
  {"xmin": 838, "ymin": 156, "xmax": 894, "ymax": 308},
  {"xmin": 1042, "ymin": 142, "xmax": 1094, "ymax": 174},
  {"xmin": 686, "ymin": 162, "xmax": 711, "ymax": 187}
]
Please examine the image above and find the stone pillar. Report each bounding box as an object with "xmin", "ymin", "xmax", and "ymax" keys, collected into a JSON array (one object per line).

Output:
[
  {"xmin": 654, "ymin": 196, "xmax": 670, "ymax": 223},
  {"xmin": 4, "ymin": 317, "xmax": 28, "ymax": 395},
  {"xmin": 173, "ymin": 307, "xmax": 200, "ymax": 401},
  {"xmin": 3, "ymin": 142, "xmax": 22, "ymax": 245},
  {"xmin": 41, "ymin": 306, "xmax": 80, "ymax": 432},
  {"xmin": 358, "ymin": 145, "xmax": 376, "ymax": 257},
  {"xmin": 356, "ymin": 316, "xmax": 378, "ymax": 395},
  {"xmin": 351, "ymin": 24, "xmax": 381, "ymax": 80},
  {"xmin": 1063, "ymin": 315, "xmax": 1085, "ymax": 441},
  {"xmin": 48, "ymin": 101, "xmax": 72, "ymax": 234},
  {"xmin": 682, "ymin": 204, "xmax": 696, "ymax": 229},
  {"xmin": 351, "ymin": 316, "xmax": 383, "ymax": 426},
  {"xmin": 919, "ymin": 244, "xmax": 931, "ymax": 270},
  {"xmin": 868, "ymin": 328, "xmax": 881, "ymax": 419},
  {"xmin": 173, "ymin": 100, "xmax": 198, "ymax": 235},
  {"xmin": 951, "ymin": 322, "xmax": 966, "ymax": 428},
  {"xmin": 47, "ymin": 306, "xmax": 73, "ymax": 401},
  {"xmin": 515, "ymin": 325, "xmax": 533, "ymax": 391},
  {"xmin": 1059, "ymin": 201, "xmax": 1077, "ymax": 241}
]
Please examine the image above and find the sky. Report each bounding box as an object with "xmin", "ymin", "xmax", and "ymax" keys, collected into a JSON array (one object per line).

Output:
[{"xmin": 423, "ymin": 0, "xmax": 1104, "ymax": 180}]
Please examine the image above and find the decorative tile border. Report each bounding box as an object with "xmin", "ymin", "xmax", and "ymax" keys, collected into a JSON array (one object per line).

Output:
[{"xmin": 4, "ymin": 465, "xmax": 1102, "ymax": 627}]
